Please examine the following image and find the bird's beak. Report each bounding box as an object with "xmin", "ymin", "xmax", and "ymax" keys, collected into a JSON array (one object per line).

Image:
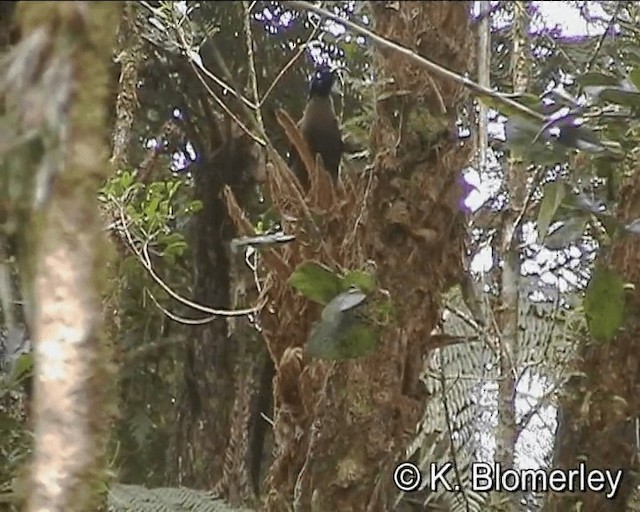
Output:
[
  {"xmin": 330, "ymin": 65, "xmax": 347, "ymax": 94},
  {"xmin": 330, "ymin": 64, "xmax": 348, "ymax": 78}
]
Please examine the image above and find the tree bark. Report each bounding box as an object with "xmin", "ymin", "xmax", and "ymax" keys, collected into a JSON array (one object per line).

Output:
[
  {"xmin": 262, "ymin": 2, "xmax": 474, "ymax": 510},
  {"xmin": 495, "ymin": 4, "xmax": 530, "ymax": 510},
  {"xmin": 9, "ymin": 3, "xmax": 122, "ymax": 512},
  {"xmin": 544, "ymin": 167, "xmax": 640, "ymax": 510},
  {"xmin": 169, "ymin": 119, "xmax": 261, "ymax": 503}
]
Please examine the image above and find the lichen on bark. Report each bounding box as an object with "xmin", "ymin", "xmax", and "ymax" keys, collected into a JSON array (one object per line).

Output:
[{"xmin": 4, "ymin": 3, "xmax": 123, "ymax": 511}]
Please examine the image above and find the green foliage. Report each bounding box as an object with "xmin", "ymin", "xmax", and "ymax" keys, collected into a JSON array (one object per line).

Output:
[
  {"xmin": 342, "ymin": 269, "xmax": 376, "ymax": 294},
  {"xmin": 287, "ymin": 261, "xmax": 342, "ymax": 305},
  {"xmin": 521, "ymin": 53, "xmax": 640, "ymax": 252},
  {"xmin": 288, "ymin": 261, "xmax": 379, "ymax": 302},
  {"xmin": 306, "ymin": 289, "xmax": 376, "ymax": 360},
  {"xmin": 537, "ymin": 181, "xmax": 567, "ymax": 243},
  {"xmin": 97, "ymin": 0, "xmax": 375, "ymax": 487},
  {"xmin": 577, "ymin": 69, "xmax": 640, "ymax": 109},
  {"xmin": 0, "ymin": 376, "xmax": 31, "ymax": 496},
  {"xmin": 100, "ymin": 170, "xmax": 200, "ymax": 263},
  {"xmin": 543, "ymin": 215, "xmax": 590, "ymax": 250},
  {"xmin": 7, "ymin": 353, "xmax": 33, "ymax": 387},
  {"xmin": 522, "ymin": 36, "xmax": 640, "ymax": 355},
  {"xmin": 584, "ymin": 265, "xmax": 626, "ymax": 342},
  {"xmin": 98, "ymin": 169, "xmax": 203, "ymax": 485},
  {"xmin": 288, "ymin": 262, "xmax": 385, "ymax": 359},
  {"xmin": 577, "ymin": 71, "xmax": 624, "ymax": 87}
]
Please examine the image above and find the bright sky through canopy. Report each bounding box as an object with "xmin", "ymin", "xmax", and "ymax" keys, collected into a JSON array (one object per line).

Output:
[
  {"xmin": 534, "ymin": 1, "xmax": 610, "ymax": 38},
  {"xmin": 468, "ymin": 0, "xmax": 613, "ymax": 477}
]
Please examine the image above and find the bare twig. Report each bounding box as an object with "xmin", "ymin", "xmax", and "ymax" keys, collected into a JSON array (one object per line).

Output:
[
  {"xmin": 117, "ymin": 205, "xmax": 264, "ymax": 317},
  {"xmin": 259, "ymin": 45, "xmax": 309, "ymax": 108},
  {"xmin": 188, "ymin": 59, "xmax": 267, "ymax": 146},
  {"xmin": 476, "ymin": 1, "xmax": 490, "ymax": 170},
  {"xmin": 167, "ymin": 4, "xmax": 266, "ymax": 145},
  {"xmin": 438, "ymin": 363, "xmax": 472, "ymax": 512},
  {"xmin": 515, "ymin": 383, "xmax": 561, "ymax": 436},
  {"xmin": 146, "ymin": 289, "xmax": 219, "ymax": 325},
  {"xmin": 585, "ymin": 2, "xmax": 621, "ymax": 72},
  {"xmin": 183, "ymin": 41, "xmax": 257, "ymax": 109},
  {"xmin": 283, "ymin": 0, "xmax": 545, "ymax": 123},
  {"xmin": 511, "ymin": 164, "xmax": 547, "ymax": 238},
  {"xmin": 258, "ymin": 19, "xmax": 323, "ymax": 107},
  {"xmin": 242, "ymin": 1, "xmax": 265, "ymax": 134},
  {"xmin": 343, "ymin": 164, "xmax": 374, "ymax": 251}
]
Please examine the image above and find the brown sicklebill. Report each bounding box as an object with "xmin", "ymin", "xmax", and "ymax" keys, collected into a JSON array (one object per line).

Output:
[{"xmin": 288, "ymin": 65, "xmax": 343, "ymax": 189}]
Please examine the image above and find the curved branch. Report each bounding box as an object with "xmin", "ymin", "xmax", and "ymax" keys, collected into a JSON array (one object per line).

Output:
[
  {"xmin": 283, "ymin": 0, "xmax": 544, "ymax": 123},
  {"xmin": 117, "ymin": 206, "xmax": 265, "ymax": 318}
]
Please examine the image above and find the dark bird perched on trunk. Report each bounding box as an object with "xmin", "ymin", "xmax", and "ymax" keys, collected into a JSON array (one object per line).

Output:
[
  {"xmin": 248, "ymin": 69, "xmax": 343, "ymax": 494},
  {"xmin": 288, "ymin": 65, "xmax": 343, "ymax": 189}
]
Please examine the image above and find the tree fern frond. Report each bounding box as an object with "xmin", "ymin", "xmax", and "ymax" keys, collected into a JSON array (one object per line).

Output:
[
  {"xmin": 401, "ymin": 281, "xmax": 583, "ymax": 510},
  {"xmin": 108, "ymin": 483, "xmax": 254, "ymax": 512}
]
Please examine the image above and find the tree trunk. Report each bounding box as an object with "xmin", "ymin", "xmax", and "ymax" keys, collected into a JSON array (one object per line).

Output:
[
  {"xmin": 544, "ymin": 169, "xmax": 640, "ymax": 510},
  {"xmin": 109, "ymin": 1, "xmax": 144, "ymax": 171},
  {"xmin": 495, "ymin": 4, "xmax": 529, "ymax": 510},
  {"xmin": 261, "ymin": 2, "xmax": 474, "ymax": 510},
  {"xmin": 169, "ymin": 119, "xmax": 262, "ymax": 504},
  {"xmin": 7, "ymin": 3, "xmax": 122, "ymax": 511}
]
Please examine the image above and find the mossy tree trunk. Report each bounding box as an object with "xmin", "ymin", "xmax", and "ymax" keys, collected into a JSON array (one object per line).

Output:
[
  {"xmin": 7, "ymin": 3, "xmax": 122, "ymax": 511},
  {"xmin": 168, "ymin": 119, "xmax": 262, "ymax": 504},
  {"xmin": 261, "ymin": 2, "xmax": 474, "ymax": 510}
]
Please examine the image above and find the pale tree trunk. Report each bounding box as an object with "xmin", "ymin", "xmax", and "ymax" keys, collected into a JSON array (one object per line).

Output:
[
  {"xmin": 6, "ymin": 3, "xmax": 122, "ymax": 511},
  {"xmin": 261, "ymin": 2, "xmax": 474, "ymax": 510},
  {"xmin": 494, "ymin": 3, "xmax": 529, "ymax": 510},
  {"xmin": 477, "ymin": 1, "xmax": 490, "ymax": 169}
]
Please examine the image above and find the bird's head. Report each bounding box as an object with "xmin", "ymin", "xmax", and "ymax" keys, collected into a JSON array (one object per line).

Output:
[{"xmin": 308, "ymin": 66, "xmax": 336, "ymax": 98}]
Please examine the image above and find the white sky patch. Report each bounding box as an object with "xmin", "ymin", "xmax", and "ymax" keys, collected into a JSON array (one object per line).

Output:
[
  {"xmin": 534, "ymin": 1, "xmax": 611, "ymax": 38},
  {"xmin": 471, "ymin": 244, "xmax": 494, "ymax": 273},
  {"xmin": 145, "ymin": 138, "xmax": 158, "ymax": 150}
]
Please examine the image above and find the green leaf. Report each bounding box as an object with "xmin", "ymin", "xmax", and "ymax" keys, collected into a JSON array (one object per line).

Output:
[
  {"xmin": 0, "ymin": 411, "xmax": 21, "ymax": 432},
  {"xmin": 598, "ymin": 89, "xmax": 640, "ymax": 108},
  {"xmin": 170, "ymin": 180, "xmax": 181, "ymax": 195},
  {"xmin": 287, "ymin": 261, "xmax": 342, "ymax": 305},
  {"xmin": 308, "ymin": 323, "xmax": 376, "ymax": 360},
  {"xmin": 145, "ymin": 196, "xmax": 160, "ymax": 218},
  {"xmin": 543, "ymin": 215, "xmax": 589, "ymax": 250},
  {"xmin": 577, "ymin": 72, "xmax": 621, "ymax": 87},
  {"xmin": 537, "ymin": 181, "xmax": 567, "ymax": 243},
  {"xmin": 164, "ymin": 240, "xmax": 187, "ymax": 257},
  {"xmin": 341, "ymin": 269, "xmax": 376, "ymax": 293},
  {"xmin": 9, "ymin": 352, "xmax": 33, "ymax": 386},
  {"xmin": 323, "ymin": 289, "xmax": 367, "ymax": 315},
  {"xmin": 478, "ymin": 92, "xmax": 543, "ymax": 118},
  {"xmin": 584, "ymin": 266, "xmax": 625, "ymax": 341},
  {"xmin": 594, "ymin": 212, "xmax": 618, "ymax": 240},
  {"xmin": 186, "ymin": 199, "xmax": 203, "ymax": 214},
  {"xmin": 503, "ymin": 115, "xmax": 569, "ymax": 163},
  {"xmin": 306, "ymin": 289, "xmax": 376, "ymax": 360},
  {"xmin": 561, "ymin": 191, "xmax": 602, "ymax": 214},
  {"xmin": 630, "ymin": 66, "xmax": 640, "ymax": 91}
]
